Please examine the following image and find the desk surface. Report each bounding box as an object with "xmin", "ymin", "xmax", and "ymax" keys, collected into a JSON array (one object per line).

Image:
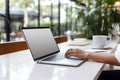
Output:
[{"xmin": 0, "ymin": 40, "xmax": 118, "ymax": 80}]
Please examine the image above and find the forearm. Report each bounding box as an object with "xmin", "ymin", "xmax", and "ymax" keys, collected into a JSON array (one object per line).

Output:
[{"xmin": 86, "ymin": 52, "xmax": 120, "ymax": 66}]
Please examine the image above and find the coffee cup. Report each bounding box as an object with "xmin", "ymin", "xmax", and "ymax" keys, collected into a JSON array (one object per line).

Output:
[{"xmin": 92, "ymin": 35, "xmax": 110, "ymax": 48}]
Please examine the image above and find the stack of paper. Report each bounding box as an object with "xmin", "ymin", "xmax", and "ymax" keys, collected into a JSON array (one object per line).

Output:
[{"xmin": 68, "ymin": 40, "xmax": 89, "ymax": 46}]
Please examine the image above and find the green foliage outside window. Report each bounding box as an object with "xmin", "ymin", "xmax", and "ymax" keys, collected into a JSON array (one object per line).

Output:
[{"xmin": 71, "ymin": 0, "xmax": 120, "ymax": 39}]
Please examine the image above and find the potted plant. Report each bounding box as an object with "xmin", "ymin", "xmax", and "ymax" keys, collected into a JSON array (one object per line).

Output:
[{"xmin": 71, "ymin": 0, "xmax": 120, "ymax": 39}]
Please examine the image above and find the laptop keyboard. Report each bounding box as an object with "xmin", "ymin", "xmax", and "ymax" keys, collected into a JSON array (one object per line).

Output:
[{"xmin": 42, "ymin": 53, "xmax": 65, "ymax": 61}]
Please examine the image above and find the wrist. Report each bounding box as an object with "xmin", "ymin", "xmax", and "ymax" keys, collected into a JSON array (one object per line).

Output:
[{"xmin": 84, "ymin": 52, "xmax": 90, "ymax": 59}]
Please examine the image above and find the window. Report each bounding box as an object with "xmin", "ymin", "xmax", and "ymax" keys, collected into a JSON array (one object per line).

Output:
[{"xmin": 0, "ymin": 0, "xmax": 75, "ymax": 42}]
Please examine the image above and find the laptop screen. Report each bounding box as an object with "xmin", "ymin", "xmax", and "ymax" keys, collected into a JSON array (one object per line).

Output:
[{"xmin": 22, "ymin": 27, "xmax": 60, "ymax": 60}]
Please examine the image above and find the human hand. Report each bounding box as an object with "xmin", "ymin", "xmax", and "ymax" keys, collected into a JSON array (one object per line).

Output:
[{"xmin": 65, "ymin": 48, "xmax": 89, "ymax": 59}]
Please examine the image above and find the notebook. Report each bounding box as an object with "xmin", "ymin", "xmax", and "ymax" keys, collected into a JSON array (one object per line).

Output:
[
  {"xmin": 22, "ymin": 27, "xmax": 86, "ymax": 67},
  {"xmin": 68, "ymin": 40, "xmax": 89, "ymax": 46}
]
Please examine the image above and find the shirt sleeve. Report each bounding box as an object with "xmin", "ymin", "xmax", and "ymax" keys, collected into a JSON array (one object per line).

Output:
[{"xmin": 115, "ymin": 51, "xmax": 120, "ymax": 63}]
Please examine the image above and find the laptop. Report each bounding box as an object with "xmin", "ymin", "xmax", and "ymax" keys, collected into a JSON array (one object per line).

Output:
[{"xmin": 22, "ymin": 27, "xmax": 86, "ymax": 67}]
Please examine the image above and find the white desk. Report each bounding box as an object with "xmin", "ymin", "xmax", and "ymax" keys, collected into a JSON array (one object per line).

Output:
[{"xmin": 0, "ymin": 40, "xmax": 118, "ymax": 80}]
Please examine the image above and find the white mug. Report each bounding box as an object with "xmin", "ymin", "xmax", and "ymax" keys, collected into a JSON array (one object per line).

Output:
[{"xmin": 92, "ymin": 35, "xmax": 109, "ymax": 48}]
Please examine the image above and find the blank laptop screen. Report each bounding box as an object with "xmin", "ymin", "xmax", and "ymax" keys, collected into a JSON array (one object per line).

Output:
[{"xmin": 22, "ymin": 27, "xmax": 59, "ymax": 60}]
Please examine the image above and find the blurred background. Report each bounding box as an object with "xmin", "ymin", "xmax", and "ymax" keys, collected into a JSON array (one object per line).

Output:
[{"xmin": 0, "ymin": 0, "xmax": 120, "ymax": 42}]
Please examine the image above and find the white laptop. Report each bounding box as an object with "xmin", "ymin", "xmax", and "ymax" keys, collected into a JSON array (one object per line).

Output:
[{"xmin": 22, "ymin": 27, "xmax": 86, "ymax": 67}]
